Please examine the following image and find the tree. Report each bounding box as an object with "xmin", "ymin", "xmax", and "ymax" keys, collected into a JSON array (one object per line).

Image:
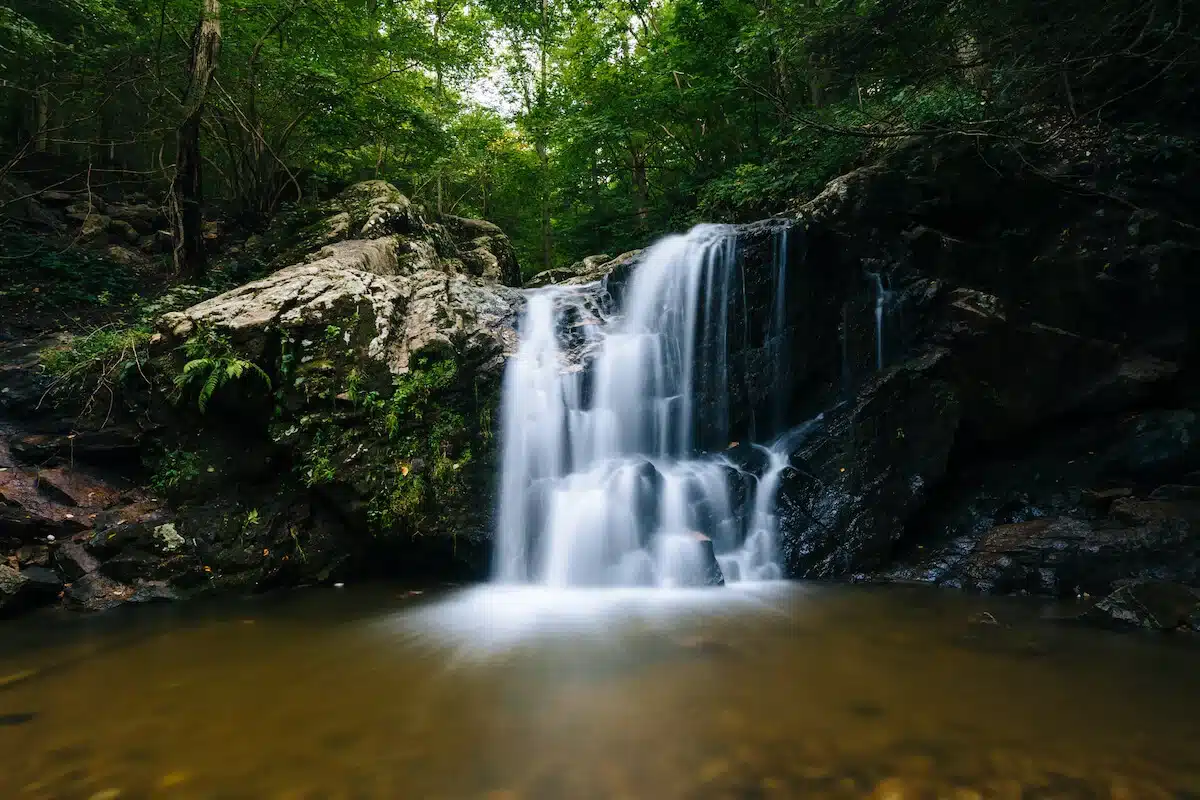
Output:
[{"xmin": 171, "ymin": 0, "xmax": 221, "ymax": 279}]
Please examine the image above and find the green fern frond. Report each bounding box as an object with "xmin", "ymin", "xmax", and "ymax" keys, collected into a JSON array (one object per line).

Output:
[{"xmin": 199, "ymin": 367, "xmax": 222, "ymax": 412}]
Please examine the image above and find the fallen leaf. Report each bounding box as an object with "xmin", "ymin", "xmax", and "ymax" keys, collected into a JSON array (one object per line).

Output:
[{"xmin": 160, "ymin": 772, "xmax": 190, "ymax": 789}]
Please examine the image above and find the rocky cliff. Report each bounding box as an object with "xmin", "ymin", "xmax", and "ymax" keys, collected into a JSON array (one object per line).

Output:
[
  {"xmin": 764, "ymin": 139, "xmax": 1200, "ymax": 628},
  {"xmin": 1, "ymin": 181, "xmax": 523, "ymax": 615}
]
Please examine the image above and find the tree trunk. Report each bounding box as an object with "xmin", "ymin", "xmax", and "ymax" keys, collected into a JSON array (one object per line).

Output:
[
  {"xmin": 537, "ymin": 0, "xmax": 553, "ymax": 271},
  {"xmin": 630, "ymin": 148, "xmax": 649, "ymax": 228},
  {"xmin": 33, "ymin": 88, "xmax": 49, "ymax": 152},
  {"xmin": 172, "ymin": 0, "xmax": 221, "ymax": 279},
  {"xmin": 537, "ymin": 141, "xmax": 552, "ymax": 271},
  {"xmin": 808, "ymin": 53, "xmax": 827, "ymax": 108}
]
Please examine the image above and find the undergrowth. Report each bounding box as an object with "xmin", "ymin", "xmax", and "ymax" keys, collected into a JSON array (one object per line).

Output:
[
  {"xmin": 38, "ymin": 324, "xmax": 152, "ymax": 421},
  {"xmin": 0, "ymin": 226, "xmax": 142, "ymax": 312},
  {"xmin": 150, "ymin": 448, "xmax": 203, "ymax": 494}
]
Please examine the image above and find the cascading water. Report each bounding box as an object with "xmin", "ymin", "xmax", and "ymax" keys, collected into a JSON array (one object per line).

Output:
[
  {"xmin": 870, "ymin": 272, "xmax": 893, "ymax": 370},
  {"xmin": 493, "ymin": 224, "xmax": 790, "ymax": 588}
]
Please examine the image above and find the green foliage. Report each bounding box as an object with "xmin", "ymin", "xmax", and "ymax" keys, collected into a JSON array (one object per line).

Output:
[
  {"xmin": 150, "ymin": 449, "xmax": 203, "ymax": 494},
  {"xmin": 0, "ymin": 228, "xmax": 141, "ymax": 310},
  {"xmin": 173, "ymin": 330, "xmax": 272, "ymax": 413},
  {"xmin": 38, "ymin": 325, "xmax": 153, "ymax": 415},
  {"xmin": 6, "ymin": 0, "xmax": 1193, "ymax": 272},
  {"xmin": 40, "ymin": 326, "xmax": 151, "ymax": 379},
  {"xmin": 289, "ymin": 351, "xmax": 484, "ymax": 534}
]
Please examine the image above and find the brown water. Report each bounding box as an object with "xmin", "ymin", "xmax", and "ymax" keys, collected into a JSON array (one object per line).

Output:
[{"xmin": 2, "ymin": 582, "xmax": 1200, "ymax": 800}]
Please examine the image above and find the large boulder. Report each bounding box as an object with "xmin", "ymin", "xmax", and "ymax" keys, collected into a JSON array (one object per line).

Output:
[
  {"xmin": 440, "ymin": 215, "xmax": 521, "ymax": 287},
  {"xmin": 149, "ymin": 181, "xmax": 525, "ymax": 585},
  {"xmin": 255, "ymin": 182, "xmax": 523, "ymax": 288},
  {"xmin": 0, "ymin": 180, "xmax": 528, "ymax": 617}
]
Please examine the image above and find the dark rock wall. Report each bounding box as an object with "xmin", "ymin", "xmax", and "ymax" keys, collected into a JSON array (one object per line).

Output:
[{"xmin": 753, "ymin": 139, "xmax": 1200, "ymax": 606}]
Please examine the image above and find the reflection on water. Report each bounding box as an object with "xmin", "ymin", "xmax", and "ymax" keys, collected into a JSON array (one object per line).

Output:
[{"xmin": 2, "ymin": 582, "xmax": 1200, "ymax": 799}]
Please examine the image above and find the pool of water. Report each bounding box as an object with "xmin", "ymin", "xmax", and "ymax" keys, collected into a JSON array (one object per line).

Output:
[{"xmin": 2, "ymin": 582, "xmax": 1200, "ymax": 799}]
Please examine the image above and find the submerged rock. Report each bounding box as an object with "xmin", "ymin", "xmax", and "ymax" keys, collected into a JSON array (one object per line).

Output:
[{"xmin": 1085, "ymin": 581, "xmax": 1200, "ymax": 630}]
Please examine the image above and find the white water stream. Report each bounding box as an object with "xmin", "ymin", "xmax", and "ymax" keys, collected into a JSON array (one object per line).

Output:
[{"xmin": 493, "ymin": 225, "xmax": 792, "ymax": 588}]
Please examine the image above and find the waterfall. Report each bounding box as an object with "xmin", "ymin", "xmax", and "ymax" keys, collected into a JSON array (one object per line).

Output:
[
  {"xmin": 768, "ymin": 228, "xmax": 789, "ymax": 435},
  {"xmin": 870, "ymin": 272, "xmax": 893, "ymax": 370},
  {"xmin": 493, "ymin": 224, "xmax": 790, "ymax": 588}
]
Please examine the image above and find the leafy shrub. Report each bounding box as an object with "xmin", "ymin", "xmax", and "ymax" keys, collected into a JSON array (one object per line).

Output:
[{"xmin": 150, "ymin": 449, "xmax": 203, "ymax": 493}]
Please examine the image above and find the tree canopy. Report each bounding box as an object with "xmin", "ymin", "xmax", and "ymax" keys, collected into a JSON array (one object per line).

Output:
[{"xmin": 3, "ymin": 0, "xmax": 1196, "ymax": 276}]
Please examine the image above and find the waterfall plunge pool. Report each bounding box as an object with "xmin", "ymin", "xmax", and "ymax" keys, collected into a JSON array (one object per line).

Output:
[{"xmin": 2, "ymin": 581, "xmax": 1200, "ymax": 798}]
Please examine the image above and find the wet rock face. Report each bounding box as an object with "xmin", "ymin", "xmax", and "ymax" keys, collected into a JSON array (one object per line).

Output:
[
  {"xmin": 768, "ymin": 138, "xmax": 1200, "ymax": 617},
  {"xmin": 778, "ymin": 350, "xmax": 961, "ymax": 577}
]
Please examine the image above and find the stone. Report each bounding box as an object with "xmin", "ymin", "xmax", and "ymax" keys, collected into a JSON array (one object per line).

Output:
[
  {"xmin": 777, "ymin": 349, "xmax": 960, "ymax": 577},
  {"xmin": 154, "ymin": 523, "xmax": 185, "ymax": 552},
  {"xmin": 526, "ymin": 266, "xmax": 580, "ymax": 288},
  {"xmin": 105, "ymin": 245, "xmax": 144, "ymax": 266},
  {"xmin": 15, "ymin": 544, "xmax": 50, "ymax": 568},
  {"xmin": 1081, "ymin": 487, "xmax": 1133, "ymax": 509},
  {"xmin": 695, "ymin": 534, "xmax": 726, "ymax": 586},
  {"xmin": 440, "ymin": 215, "xmax": 521, "ymax": 286},
  {"xmin": 108, "ymin": 218, "xmax": 140, "ymax": 244},
  {"xmin": 18, "ymin": 566, "xmax": 62, "ymax": 595},
  {"xmin": 0, "ymin": 463, "xmax": 94, "ymax": 536},
  {"xmin": 1086, "ymin": 581, "xmax": 1200, "ymax": 630},
  {"xmin": 76, "ymin": 213, "xmax": 112, "ymax": 244},
  {"xmin": 128, "ymin": 580, "xmax": 181, "ymax": 603},
  {"xmin": 55, "ymin": 541, "xmax": 100, "ymax": 580},
  {"xmin": 1149, "ymin": 484, "xmax": 1200, "ymax": 501},
  {"xmin": 138, "ymin": 230, "xmax": 173, "ymax": 254},
  {"xmin": 0, "ymin": 564, "xmax": 26, "ymax": 613},
  {"xmin": 0, "ymin": 564, "xmax": 59, "ymax": 614},
  {"xmin": 106, "ymin": 203, "xmax": 166, "ymax": 234},
  {"xmin": 64, "ymin": 571, "xmax": 131, "ymax": 611},
  {"xmin": 65, "ymin": 199, "xmax": 107, "ymax": 217},
  {"xmin": 35, "ymin": 466, "xmax": 123, "ymax": 509},
  {"xmin": 37, "ymin": 189, "xmax": 73, "ymax": 205},
  {"xmin": 11, "ymin": 426, "xmax": 142, "ymax": 463}
]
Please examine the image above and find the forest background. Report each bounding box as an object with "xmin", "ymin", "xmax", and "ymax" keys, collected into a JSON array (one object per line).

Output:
[{"xmin": 2, "ymin": 0, "xmax": 1195, "ymax": 280}]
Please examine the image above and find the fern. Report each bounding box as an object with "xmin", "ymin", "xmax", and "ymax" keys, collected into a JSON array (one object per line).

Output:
[{"xmin": 173, "ymin": 332, "xmax": 272, "ymax": 412}]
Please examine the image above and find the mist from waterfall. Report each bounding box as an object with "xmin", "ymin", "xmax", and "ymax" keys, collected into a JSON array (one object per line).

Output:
[{"xmin": 493, "ymin": 224, "xmax": 791, "ymax": 588}]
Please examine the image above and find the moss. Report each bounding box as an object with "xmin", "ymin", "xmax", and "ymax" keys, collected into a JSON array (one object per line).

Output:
[{"xmin": 283, "ymin": 344, "xmax": 498, "ymax": 540}]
